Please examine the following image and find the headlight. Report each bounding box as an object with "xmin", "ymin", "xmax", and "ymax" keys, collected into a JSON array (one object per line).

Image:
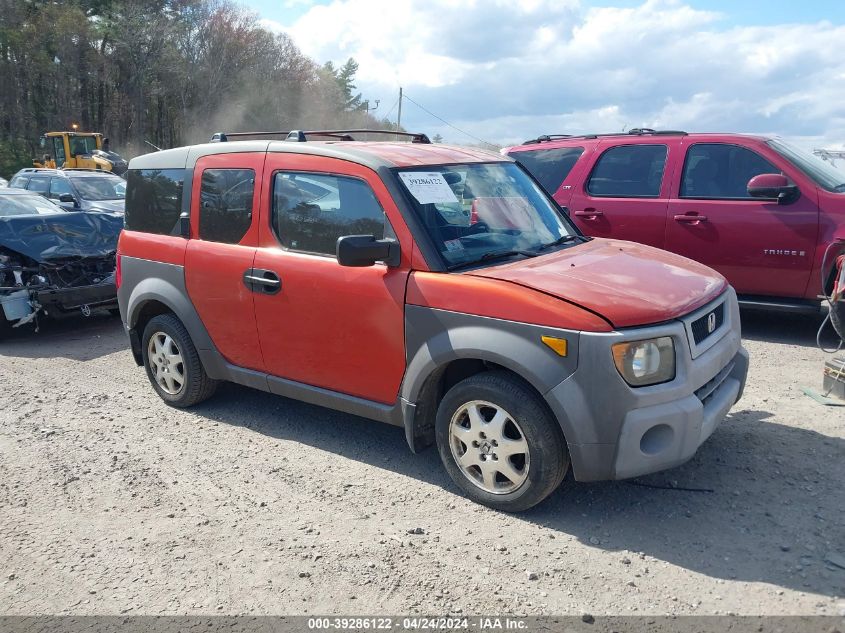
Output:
[{"xmin": 612, "ymin": 337, "xmax": 675, "ymax": 387}]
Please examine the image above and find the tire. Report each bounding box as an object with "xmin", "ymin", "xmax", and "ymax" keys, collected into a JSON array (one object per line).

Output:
[
  {"xmin": 141, "ymin": 313, "xmax": 218, "ymax": 407},
  {"xmin": 435, "ymin": 371, "xmax": 569, "ymax": 512}
]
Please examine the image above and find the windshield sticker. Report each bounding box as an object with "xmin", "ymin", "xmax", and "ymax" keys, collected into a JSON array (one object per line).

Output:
[
  {"xmin": 399, "ymin": 172, "xmax": 459, "ymax": 204},
  {"xmin": 443, "ymin": 239, "xmax": 464, "ymax": 252}
]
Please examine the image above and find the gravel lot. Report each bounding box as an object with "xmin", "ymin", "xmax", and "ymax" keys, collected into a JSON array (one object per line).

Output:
[{"xmin": 0, "ymin": 310, "xmax": 843, "ymax": 617}]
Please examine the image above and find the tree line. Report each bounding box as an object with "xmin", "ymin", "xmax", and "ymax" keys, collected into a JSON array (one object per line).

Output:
[{"xmin": 0, "ymin": 0, "xmax": 393, "ymax": 177}]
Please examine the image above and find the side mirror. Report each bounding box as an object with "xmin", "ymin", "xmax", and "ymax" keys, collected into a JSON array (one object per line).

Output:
[
  {"xmin": 59, "ymin": 193, "xmax": 78, "ymax": 206},
  {"xmin": 747, "ymin": 173, "xmax": 799, "ymax": 204},
  {"xmin": 336, "ymin": 235, "xmax": 400, "ymax": 267}
]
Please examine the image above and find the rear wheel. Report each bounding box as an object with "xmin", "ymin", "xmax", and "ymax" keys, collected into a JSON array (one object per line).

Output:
[
  {"xmin": 435, "ymin": 371, "xmax": 569, "ymax": 512},
  {"xmin": 141, "ymin": 314, "xmax": 217, "ymax": 407}
]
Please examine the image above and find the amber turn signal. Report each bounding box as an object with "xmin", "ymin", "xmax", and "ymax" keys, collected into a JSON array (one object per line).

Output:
[{"xmin": 541, "ymin": 335, "xmax": 568, "ymax": 357}]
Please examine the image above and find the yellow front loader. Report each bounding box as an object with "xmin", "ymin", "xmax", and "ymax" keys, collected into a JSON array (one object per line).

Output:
[{"xmin": 33, "ymin": 131, "xmax": 128, "ymax": 175}]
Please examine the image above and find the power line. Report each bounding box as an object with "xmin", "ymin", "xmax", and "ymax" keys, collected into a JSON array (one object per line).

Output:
[
  {"xmin": 382, "ymin": 96, "xmax": 401, "ymax": 122},
  {"xmin": 401, "ymin": 92, "xmax": 498, "ymax": 149}
]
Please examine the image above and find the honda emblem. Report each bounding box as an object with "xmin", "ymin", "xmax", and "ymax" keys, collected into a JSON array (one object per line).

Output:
[{"xmin": 706, "ymin": 312, "xmax": 717, "ymax": 333}]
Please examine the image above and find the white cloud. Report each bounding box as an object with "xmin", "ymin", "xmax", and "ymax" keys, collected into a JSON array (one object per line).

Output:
[{"xmin": 265, "ymin": 0, "xmax": 845, "ymax": 148}]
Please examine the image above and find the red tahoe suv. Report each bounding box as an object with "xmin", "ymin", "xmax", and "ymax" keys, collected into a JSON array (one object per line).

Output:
[
  {"xmin": 117, "ymin": 130, "xmax": 748, "ymax": 511},
  {"xmin": 505, "ymin": 130, "xmax": 845, "ymax": 311}
]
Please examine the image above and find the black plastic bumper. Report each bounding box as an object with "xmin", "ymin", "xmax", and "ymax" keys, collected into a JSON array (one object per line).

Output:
[{"xmin": 36, "ymin": 282, "xmax": 117, "ymax": 314}]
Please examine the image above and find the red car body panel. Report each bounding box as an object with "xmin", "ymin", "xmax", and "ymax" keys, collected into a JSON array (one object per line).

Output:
[
  {"xmin": 329, "ymin": 142, "xmax": 499, "ymax": 167},
  {"xmin": 184, "ymin": 152, "xmax": 267, "ymax": 371},
  {"xmin": 118, "ymin": 231, "xmax": 187, "ymax": 267},
  {"xmin": 251, "ymin": 153, "xmax": 413, "ymax": 405},
  {"xmin": 406, "ymin": 271, "xmax": 613, "ymax": 332},
  {"xmin": 468, "ymin": 239, "xmax": 728, "ymax": 328},
  {"xmin": 506, "ymin": 132, "xmax": 845, "ymax": 303},
  {"xmin": 566, "ymin": 136, "xmax": 682, "ymax": 250}
]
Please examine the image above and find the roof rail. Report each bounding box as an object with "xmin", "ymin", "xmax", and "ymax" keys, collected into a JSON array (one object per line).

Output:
[
  {"xmin": 522, "ymin": 129, "xmax": 688, "ymax": 144},
  {"xmin": 210, "ymin": 129, "xmax": 431, "ymax": 144},
  {"xmin": 522, "ymin": 134, "xmax": 573, "ymax": 145}
]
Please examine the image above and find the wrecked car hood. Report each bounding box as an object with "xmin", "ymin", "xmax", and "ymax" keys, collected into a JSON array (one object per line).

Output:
[
  {"xmin": 0, "ymin": 212, "xmax": 123, "ymax": 263},
  {"xmin": 83, "ymin": 199, "xmax": 125, "ymax": 214}
]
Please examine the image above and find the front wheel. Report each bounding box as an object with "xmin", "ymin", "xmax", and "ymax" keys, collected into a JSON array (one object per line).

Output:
[
  {"xmin": 141, "ymin": 314, "xmax": 218, "ymax": 407},
  {"xmin": 435, "ymin": 371, "xmax": 569, "ymax": 512}
]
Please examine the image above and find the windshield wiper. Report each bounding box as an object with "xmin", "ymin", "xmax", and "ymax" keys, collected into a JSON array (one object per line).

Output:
[
  {"xmin": 447, "ymin": 249, "xmax": 539, "ymax": 271},
  {"xmin": 535, "ymin": 234, "xmax": 583, "ymax": 251},
  {"xmin": 834, "ymin": 183, "xmax": 845, "ymax": 193}
]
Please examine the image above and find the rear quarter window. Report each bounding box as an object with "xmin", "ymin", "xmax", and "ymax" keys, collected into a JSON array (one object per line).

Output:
[
  {"xmin": 125, "ymin": 169, "xmax": 185, "ymax": 235},
  {"xmin": 508, "ymin": 146, "xmax": 585, "ymax": 195},
  {"xmin": 9, "ymin": 175, "xmax": 29, "ymax": 189},
  {"xmin": 199, "ymin": 168, "xmax": 254, "ymax": 244}
]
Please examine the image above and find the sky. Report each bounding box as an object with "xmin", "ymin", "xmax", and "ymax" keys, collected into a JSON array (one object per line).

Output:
[{"xmin": 250, "ymin": 0, "xmax": 845, "ymax": 149}]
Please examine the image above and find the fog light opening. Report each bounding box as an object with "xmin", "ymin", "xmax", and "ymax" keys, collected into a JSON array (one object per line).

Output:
[{"xmin": 640, "ymin": 424, "xmax": 674, "ymax": 456}]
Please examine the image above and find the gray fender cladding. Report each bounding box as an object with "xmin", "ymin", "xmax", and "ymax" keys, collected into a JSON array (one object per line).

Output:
[{"xmin": 402, "ymin": 304, "xmax": 581, "ymax": 439}]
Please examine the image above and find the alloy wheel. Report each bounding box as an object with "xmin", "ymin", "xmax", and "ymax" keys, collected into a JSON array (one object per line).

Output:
[
  {"xmin": 147, "ymin": 331, "xmax": 185, "ymax": 395},
  {"xmin": 448, "ymin": 400, "xmax": 530, "ymax": 494}
]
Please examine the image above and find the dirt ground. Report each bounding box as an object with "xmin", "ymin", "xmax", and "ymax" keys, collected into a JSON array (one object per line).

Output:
[{"xmin": 0, "ymin": 309, "xmax": 843, "ymax": 617}]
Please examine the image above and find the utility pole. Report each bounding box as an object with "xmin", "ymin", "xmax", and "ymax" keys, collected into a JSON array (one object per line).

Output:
[{"xmin": 396, "ymin": 87, "xmax": 403, "ymax": 131}]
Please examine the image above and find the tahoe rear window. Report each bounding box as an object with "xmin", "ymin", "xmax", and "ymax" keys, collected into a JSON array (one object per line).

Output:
[
  {"xmin": 587, "ymin": 144, "xmax": 667, "ymax": 197},
  {"xmin": 509, "ymin": 146, "xmax": 584, "ymax": 195},
  {"xmin": 125, "ymin": 169, "xmax": 185, "ymax": 235}
]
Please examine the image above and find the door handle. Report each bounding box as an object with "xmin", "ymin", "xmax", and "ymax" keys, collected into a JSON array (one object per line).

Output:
[
  {"xmin": 673, "ymin": 214, "xmax": 708, "ymax": 224},
  {"xmin": 574, "ymin": 209, "xmax": 604, "ymax": 218},
  {"xmin": 243, "ymin": 269, "xmax": 281, "ymax": 294}
]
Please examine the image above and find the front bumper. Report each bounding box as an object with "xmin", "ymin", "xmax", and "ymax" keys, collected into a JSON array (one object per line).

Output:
[
  {"xmin": 36, "ymin": 282, "xmax": 117, "ymax": 314},
  {"xmin": 545, "ymin": 287, "xmax": 749, "ymax": 481}
]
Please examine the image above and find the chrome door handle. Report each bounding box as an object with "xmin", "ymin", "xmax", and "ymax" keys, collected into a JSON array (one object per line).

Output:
[{"xmin": 674, "ymin": 214, "xmax": 708, "ymax": 223}]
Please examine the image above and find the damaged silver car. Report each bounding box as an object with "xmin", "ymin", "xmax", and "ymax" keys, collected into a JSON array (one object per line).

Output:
[{"xmin": 0, "ymin": 188, "xmax": 122, "ymax": 338}]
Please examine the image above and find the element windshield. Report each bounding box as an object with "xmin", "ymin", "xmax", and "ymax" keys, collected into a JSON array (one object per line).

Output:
[
  {"xmin": 768, "ymin": 140, "xmax": 845, "ymax": 193},
  {"xmin": 396, "ymin": 162, "xmax": 579, "ymax": 269}
]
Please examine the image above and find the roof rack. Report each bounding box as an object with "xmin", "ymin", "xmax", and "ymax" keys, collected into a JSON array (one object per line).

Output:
[
  {"xmin": 522, "ymin": 129, "xmax": 687, "ymax": 145},
  {"xmin": 210, "ymin": 129, "xmax": 431, "ymax": 144}
]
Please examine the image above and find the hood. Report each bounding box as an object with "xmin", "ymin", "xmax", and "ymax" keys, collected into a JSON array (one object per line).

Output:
[
  {"xmin": 83, "ymin": 199, "xmax": 125, "ymax": 214},
  {"xmin": 0, "ymin": 211, "xmax": 123, "ymax": 263},
  {"xmin": 469, "ymin": 239, "xmax": 728, "ymax": 328}
]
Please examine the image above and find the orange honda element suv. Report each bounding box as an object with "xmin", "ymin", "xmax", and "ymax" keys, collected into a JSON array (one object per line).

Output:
[{"xmin": 117, "ymin": 129, "xmax": 748, "ymax": 511}]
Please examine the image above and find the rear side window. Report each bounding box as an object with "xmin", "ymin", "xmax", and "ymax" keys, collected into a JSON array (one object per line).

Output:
[
  {"xmin": 587, "ymin": 144, "xmax": 668, "ymax": 197},
  {"xmin": 9, "ymin": 176, "xmax": 28, "ymax": 189},
  {"xmin": 272, "ymin": 172, "xmax": 386, "ymax": 256},
  {"xmin": 509, "ymin": 146, "xmax": 585, "ymax": 195},
  {"xmin": 681, "ymin": 143, "xmax": 779, "ymax": 199},
  {"xmin": 199, "ymin": 169, "xmax": 254, "ymax": 244},
  {"xmin": 125, "ymin": 169, "xmax": 185, "ymax": 235},
  {"xmin": 26, "ymin": 175, "xmax": 50, "ymax": 194}
]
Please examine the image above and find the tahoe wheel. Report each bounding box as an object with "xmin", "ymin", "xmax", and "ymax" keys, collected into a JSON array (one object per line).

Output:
[
  {"xmin": 435, "ymin": 371, "xmax": 569, "ymax": 512},
  {"xmin": 141, "ymin": 314, "xmax": 217, "ymax": 407}
]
